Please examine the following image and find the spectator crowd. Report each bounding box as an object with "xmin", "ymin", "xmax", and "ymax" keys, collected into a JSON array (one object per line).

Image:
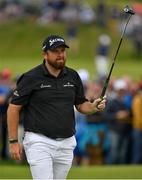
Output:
[{"xmin": 74, "ymin": 70, "xmax": 142, "ymax": 165}]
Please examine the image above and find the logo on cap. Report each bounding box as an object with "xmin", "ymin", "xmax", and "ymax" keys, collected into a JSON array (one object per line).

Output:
[{"xmin": 49, "ymin": 38, "xmax": 64, "ymax": 46}]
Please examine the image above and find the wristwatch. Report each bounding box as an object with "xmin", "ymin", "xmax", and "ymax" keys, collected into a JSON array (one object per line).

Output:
[{"xmin": 9, "ymin": 139, "xmax": 18, "ymax": 144}]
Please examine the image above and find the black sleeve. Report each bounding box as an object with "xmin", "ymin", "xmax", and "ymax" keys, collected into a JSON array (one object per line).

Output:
[
  {"xmin": 74, "ymin": 72, "xmax": 88, "ymax": 105},
  {"xmin": 10, "ymin": 74, "xmax": 34, "ymax": 105}
]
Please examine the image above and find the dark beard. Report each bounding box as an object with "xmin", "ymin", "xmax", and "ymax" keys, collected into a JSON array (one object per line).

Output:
[{"xmin": 47, "ymin": 60, "xmax": 65, "ymax": 70}]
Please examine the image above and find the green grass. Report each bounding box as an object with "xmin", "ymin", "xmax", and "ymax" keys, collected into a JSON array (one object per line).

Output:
[
  {"xmin": 1, "ymin": 56, "xmax": 142, "ymax": 81},
  {"xmin": 0, "ymin": 164, "xmax": 142, "ymax": 179},
  {"xmin": 79, "ymin": 0, "xmax": 142, "ymax": 7},
  {"xmin": 68, "ymin": 166, "xmax": 142, "ymax": 179}
]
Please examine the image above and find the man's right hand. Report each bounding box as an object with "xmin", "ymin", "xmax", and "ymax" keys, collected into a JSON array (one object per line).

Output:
[{"xmin": 9, "ymin": 143, "xmax": 23, "ymax": 161}]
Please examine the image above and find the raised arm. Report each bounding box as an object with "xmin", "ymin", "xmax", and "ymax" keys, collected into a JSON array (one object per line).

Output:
[{"xmin": 76, "ymin": 96, "xmax": 106, "ymax": 114}]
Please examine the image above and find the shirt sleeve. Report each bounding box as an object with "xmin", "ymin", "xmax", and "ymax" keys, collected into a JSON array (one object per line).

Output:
[
  {"xmin": 74, "ymin": 72, "xmax": 88, "ymax": 105},
  {"xmin": 10, "ymin": 74, "xmax": 34, "ymax": 105}
]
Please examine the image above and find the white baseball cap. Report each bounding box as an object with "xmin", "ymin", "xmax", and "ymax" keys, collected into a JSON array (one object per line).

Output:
[
  {"xmin": 77, "ymin": 69, "xmax": 89, "ymax": 82},
  {"xmin": 113, "ymin": 79, "xmax": 127, "ymax": 90}
]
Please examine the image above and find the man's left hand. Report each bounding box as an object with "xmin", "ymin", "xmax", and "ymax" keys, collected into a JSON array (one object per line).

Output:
[{"xmin": 93, "ymin": 95, "xmax": 107, "ymax": 111}]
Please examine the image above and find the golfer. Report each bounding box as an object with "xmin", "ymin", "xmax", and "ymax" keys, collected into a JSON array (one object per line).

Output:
[{"xmin": 7, "ymin": 35, "xmax": 106, "ymax": 179}]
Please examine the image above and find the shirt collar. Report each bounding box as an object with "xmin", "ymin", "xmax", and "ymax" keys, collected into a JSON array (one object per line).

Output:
[{"xmin": 42, "ymin": 60, "xmax": 67, "ymax": 77}]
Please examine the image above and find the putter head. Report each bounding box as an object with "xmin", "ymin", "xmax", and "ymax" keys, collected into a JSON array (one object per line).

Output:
[{"xmin": 124, "ymin": 5, "xmax": 135, "ymax": 15}]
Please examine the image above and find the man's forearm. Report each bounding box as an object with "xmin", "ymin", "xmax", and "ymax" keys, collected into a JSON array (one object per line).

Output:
[
  {"xmin": 76, "ymin": 97, "xmax": 106, "ymax": 114},
  {"xmin": 7, "ymin": 104, "xmax": 22, "ymax": 140},
  {"xmin": 76, "ymin": 101, "xmax": 98, "ymax": 114}
]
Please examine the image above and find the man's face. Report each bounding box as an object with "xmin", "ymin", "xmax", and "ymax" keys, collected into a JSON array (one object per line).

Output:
[{"xmin": 44, "ymin": 46, "xmax": 67, "ymax": 70}]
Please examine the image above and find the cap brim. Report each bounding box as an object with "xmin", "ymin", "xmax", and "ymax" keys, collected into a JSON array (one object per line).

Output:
[{"xmin": 50, "ymin": 42, "xmax": 69, "ymax": 50}]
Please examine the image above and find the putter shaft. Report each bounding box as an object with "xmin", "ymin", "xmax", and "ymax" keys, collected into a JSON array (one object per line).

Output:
[{"xmin": 100, "ymin": 14, "xmax": 133, "ymax": 99}]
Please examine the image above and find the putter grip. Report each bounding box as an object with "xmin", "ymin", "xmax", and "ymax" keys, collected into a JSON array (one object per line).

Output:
[
  {"xmin": 100, "ymin": 79, "xmax": 109, "ymax": 100},
  {"xmin": 100, "ymin": 87, "xmax": 106, "ymax": 100},
  {"xmin": 96, "ymin": 80, "xmax": 108, "ymax": 109}
]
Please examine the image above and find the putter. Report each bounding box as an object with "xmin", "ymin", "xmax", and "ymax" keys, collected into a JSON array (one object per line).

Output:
[{"xmin": 99, "ymin": 6, "xmax": 135, "ymax": 100}]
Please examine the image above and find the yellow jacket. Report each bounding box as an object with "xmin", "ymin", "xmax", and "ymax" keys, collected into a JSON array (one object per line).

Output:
[{"xmin": 132, "ymin": 93, "xmax": 142, "ymax": 130}]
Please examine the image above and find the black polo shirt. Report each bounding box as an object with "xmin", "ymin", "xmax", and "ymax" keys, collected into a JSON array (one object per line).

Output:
[{"xmin": 11, "ymin": 61, "xmax": 88, "ymax": 139}]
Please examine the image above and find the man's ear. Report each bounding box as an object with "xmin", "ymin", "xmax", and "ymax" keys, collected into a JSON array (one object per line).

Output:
[
  {"xmin": 42, "ymin": 51, "xmax": 48, "ymax": 60},
  {"xmin": 42, "ymin": 51, "xmax": 46, "ymax": 55}
]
